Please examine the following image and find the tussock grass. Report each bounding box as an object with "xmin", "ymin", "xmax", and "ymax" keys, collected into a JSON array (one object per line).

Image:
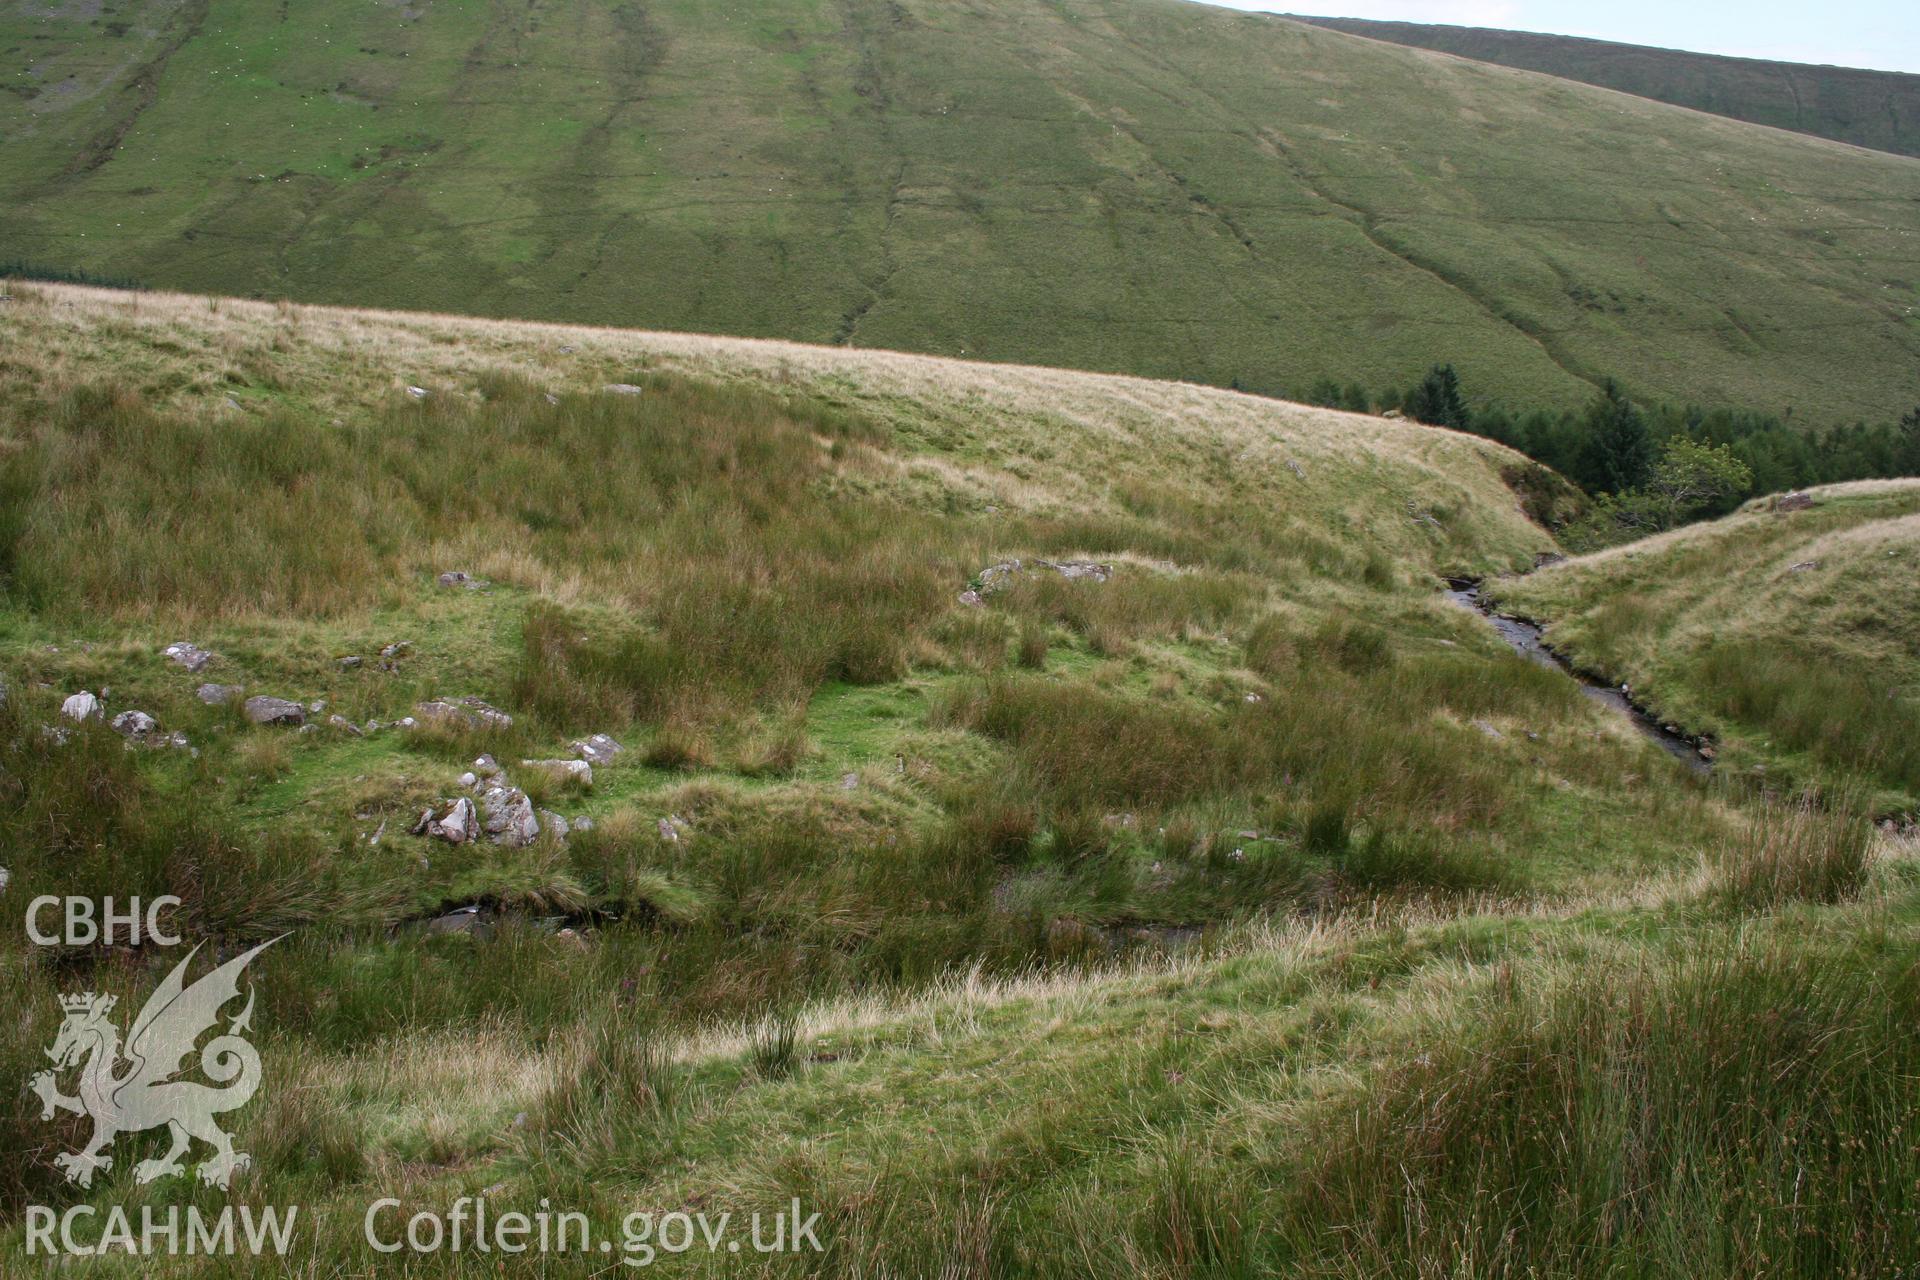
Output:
[
  {"xmin": 1281, "ymin": 934, "xmax": 1920, "ymax": 1277},
  {"xmin": 1710, "ymin": 793, "xmax": 1874, "ymax": 910}
]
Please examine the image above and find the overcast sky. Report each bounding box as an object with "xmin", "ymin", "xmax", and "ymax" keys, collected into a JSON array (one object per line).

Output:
[{"xmin": 1192, "ymin": 1, "xmax": 1920, "ymax": 74}]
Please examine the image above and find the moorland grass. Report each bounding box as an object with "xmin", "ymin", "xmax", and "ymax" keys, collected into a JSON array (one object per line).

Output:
[{"xmin": 4, "ymin": 2, "xmax": 1919, "ymax": 421}]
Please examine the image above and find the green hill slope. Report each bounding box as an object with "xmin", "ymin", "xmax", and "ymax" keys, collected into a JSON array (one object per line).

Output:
[
  {"xmin": 1491, "ymin": 481, "xmax": 1920, "ymax": 806},
  {"xmin": 1292, "ymin": 15, "xmax": 1920, "ymax": 160},
  {"xmin": 4, "ymin": 0, "xmax": 1919, "ymax": 423},
  {"xmin": 3, "ymin": 284, "xmax": 1916, "ymax": 1274}
]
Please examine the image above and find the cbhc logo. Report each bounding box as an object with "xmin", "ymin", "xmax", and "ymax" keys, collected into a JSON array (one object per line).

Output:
[{"xmin": 26, "ymin": 896, "xmax": 183, "ymax": 947}]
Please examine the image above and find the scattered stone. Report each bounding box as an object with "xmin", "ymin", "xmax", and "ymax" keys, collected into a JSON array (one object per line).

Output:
[
  {"xmin": 436, "ymin": 571, "xmax": 481, "ymax": 589},
  {"xmin": 571, "ymin": 734, "xmax": 625, "ymax": 765},
  {"xmin": 163, "ymin": 641, "xmax": 215, "ymax": 673},
  {"xmin": 397, "ymin": 716, "xmax": 417, "ymax": 729},
  {"xmin": 544, "ymin": 393, "xmax": 560, "ymax": 406},
  {"xmin": 380, "ymin": 641, "xmax": 413, "ymax": 660},
  {"xmin": 110, "ymin": 710, "xmax": 158, "ymax": 739},
  {"xmin": 327, "ymin": 714, "xmax": 362, "ymax": 736},
  {"xmin": 459, "ymin": 771, "xmax": 478, "ymax": 789},
  {"xmin": 554, "ymin": 927, "xmax": 588, "ymax": 951},
  {"xmin": 425, "ymin": 798, "xmax": 479, "ymax": 845},
  {"xmin": 406, "ymin": 385, "xmax": 430, "ymax": 400},
  {"xmin": 308, "ymin": 699, "xmax": 327, "ymax": 715},
  {"xmin": 539, "ymin": 810, "xmax": 571, "ymax": 840},
  {"xmin": 1698, "ymin": 744, "xmax": 1717, "ymax": 762},
  {"xmin": 1787, "ymin": 560, "xmax": 1822, "ymax": 574},
  {"xmin": 409, "ymin": 808, "xmax": 434, "ymax": 836},
  {"xmin": 60, "ymin": 691, "xmax": 103, "ymax": 722},
  {"xmin": 657, "ymin": 815, "xmax": 689, "ymax": 843},
  {"xmin": 1285, "ymin": 459, "xmax": 1306, "ymax": 479},
  {"xmin": 1533, "ymin": 552, "xmax": 1568, "ymax": 569},
  {"xmin": 603, "ymin": 383, "xmax": 644, "ymax": 395},
  {"xmin": 0, "ymin": 867, "xmax": 9, "ymax": 895},
  {"xmin": 481, "ymin": 786, "xmax": 541, "ymax": 847},
  {"xmin": 1381, "ymin": 409, "xmax": 1405, "ymax": 420},
  {"xmin": 572, "ymin": 816, "xmax": 594, "ymax": 833},
  {"xmin": 243, "ymin": 696, "xmax": 305, "ymax": 726},
  {"xmin": 840, "ymin": 772, "xmax": 859, "ymax": 791},
  {"xmin": 958, "ymin": 589, "xmax": 985, "ymax": 608},
  {"xmin": 197, "ymin": 683, "xmax": 242, "ymax": 705},
  {"xmin": 337, "ymin": 656, "xmax": 364, "ymax": 671},
  {"xmin": 1773, "ymin": 491, "xmax": 1815, "ymax": 513},
  {"xmin": 522, "ymin": 758, "xmax": 592, "ymax": 786},
  {"xmin": 1471, "ymin": 719, "xmax": 1504, "ymax": 741},
  {"xmin": 1243, "ymin": 692, "xmax": 1263, "ymax": 704},
  {"xmin": 473, "ymin": 754, "xmax": 502, "ymax": 777}
]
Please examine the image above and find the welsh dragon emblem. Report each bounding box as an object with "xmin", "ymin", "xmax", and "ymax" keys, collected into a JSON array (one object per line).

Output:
[{"xmin": 30, "ymin": 938, "xmax": 279, "ymax": 1190}]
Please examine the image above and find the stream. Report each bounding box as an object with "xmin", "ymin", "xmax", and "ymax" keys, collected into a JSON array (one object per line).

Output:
[{"xmin": 1442, "ymin": 579, "xmax": 1713, "ymax": 776}]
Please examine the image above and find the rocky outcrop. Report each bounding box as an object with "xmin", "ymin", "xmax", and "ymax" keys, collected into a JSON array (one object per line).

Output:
[{"xmin": 481, "ymin": 785, "xmax": 541, "ymax": 847}]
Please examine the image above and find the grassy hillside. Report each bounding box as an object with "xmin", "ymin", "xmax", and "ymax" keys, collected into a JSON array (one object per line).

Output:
[
  {"xmin": 1293, "ymin": 15, "xmax": 1920, "ymax": 159},
  {"xmin": 4, "ymin": 0, "xmax": 1920, "ymax": 424},
  {"xmin": 15, "ymin": 284, "xmax": 1920, "ymax": 1273},
  {"xmin": 1491, "ymin": 481, "xmax": 1920, "ymax": 808}
]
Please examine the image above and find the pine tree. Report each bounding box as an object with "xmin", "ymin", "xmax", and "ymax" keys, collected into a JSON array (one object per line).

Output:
[
  {"xmin": 1405, "ymin": 364, "xmax": 1468, "ymax": 430},
  {"xmin": 1581, "ymin": 379, "xmax": 1652, "ymax": 493}
]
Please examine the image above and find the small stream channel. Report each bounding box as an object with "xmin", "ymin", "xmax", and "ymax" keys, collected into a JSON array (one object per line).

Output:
[{"xmin": 1442, "ymin": 579, "xmax": 1713, "ymax": 776}]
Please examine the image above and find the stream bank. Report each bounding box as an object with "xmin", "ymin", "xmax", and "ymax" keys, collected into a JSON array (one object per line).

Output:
[{"xmin": 1442, "ymin": 578, "xmax": 1713, "ymax": 776}]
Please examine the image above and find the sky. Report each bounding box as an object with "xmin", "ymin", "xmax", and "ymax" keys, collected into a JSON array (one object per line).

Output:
[{"xmin": 1191, "ymin": 1, "xmax": 1920, "ymax": 74}]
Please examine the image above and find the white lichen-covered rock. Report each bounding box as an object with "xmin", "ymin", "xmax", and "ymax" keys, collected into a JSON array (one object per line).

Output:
[
  {"xmin": 603, "ymin": 383, "xmax": 644, "ymax": 395},
  {"xmin": 539, "ymin": 810, "xmax": 571, "ymax": 841},
  {"xmin": 111, "ymin": 710, "xmax": 159, "ymax": 739},
  {"xmin": 61, "ymin": 691, "xmax": 103, "ymax": 722},
  {"xmin": 482, "ymin": 786, "xmax": 541, "ymax": 847},
  {"xmin": 196, "ymin": 683, "xmax": 242, "ymax": 705},
  {"xmin": 327, "ymin": 714, "xmax": 363, "ymax": 736},
  {"xmin": 571, "ymin": 734, "xmax": 624, "ymax": 765},
  {"xmin": 163, "ymin": 641, "xmax": 215, "ymax": 673},
  {"xmin": 426, "ymin": 798, "xmax": 479, "ymax": 845}
]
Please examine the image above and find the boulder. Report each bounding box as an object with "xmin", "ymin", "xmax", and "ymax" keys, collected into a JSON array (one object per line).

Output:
[
  {"xmin": 196, "ymin": 683, "xmax": 242, "ymax": 705},
  {"xmin": 243, "ymin": 696, "xmax": 305, "ymax": 726},
  {"xmin": 603, "ymin": 383, "xmax": 644, "ymax": 395},
  {"xmin": 336, "ymin": 655, "xmax": 364, "ymax": 671},
  {"xmin": 571, "ymin": 733, "xmax": 625, "ymax": 765},
  {"xmin": 110, "ymin": 710, "xmax": 159, "ymax": 739},
  {"xmin": 426, "ymin": 798, "xmax": 479, "ymax": 845},
  {"xmin": 163, "ymin": 642, "xmax": 214, "ymax": 673},
  {"xmin": 1773, "ymin": 491, "xmax": 1815, "ymax": 513},
  {"xmin": 539, "ymin": 810, "xmax": 571, "ymax": 840},
  {"xmin": 60, "ymin": 691, "xmax": 103, "ymax": 722},
  {"xmin": 481, "ymin": 786, "xmax": 541, "ymax": 847}
]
